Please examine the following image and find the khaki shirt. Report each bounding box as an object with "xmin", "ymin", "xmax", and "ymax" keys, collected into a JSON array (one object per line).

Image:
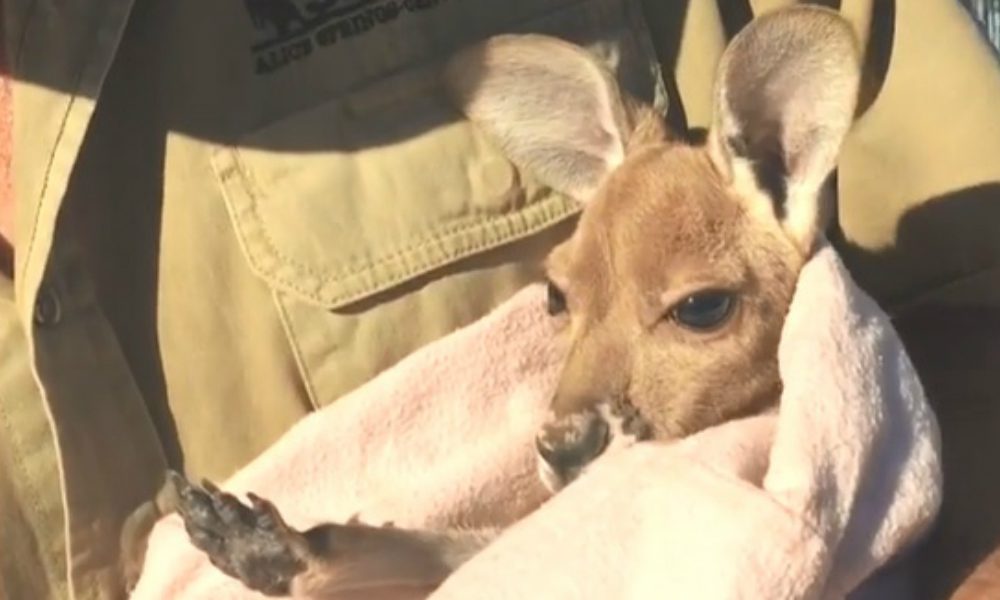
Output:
[{"xmin": 2, "ymin": 0, "xmax": 999, "ymax": 598}]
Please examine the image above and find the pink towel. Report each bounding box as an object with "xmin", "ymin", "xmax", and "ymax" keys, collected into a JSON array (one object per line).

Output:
[{"xmin": 131, "ymin": 244, "xmax": 942, "ymax": 599}]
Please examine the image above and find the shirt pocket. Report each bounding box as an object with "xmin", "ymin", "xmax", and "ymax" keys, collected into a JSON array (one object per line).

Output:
[{"xmin": 211, "ymin": 0, "xmax": 667, "ymax": 408}]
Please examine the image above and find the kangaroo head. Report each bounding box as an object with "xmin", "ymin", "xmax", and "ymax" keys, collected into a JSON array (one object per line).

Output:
[{"xmin": 446, "ymin": 6, "xmax": 861, "ymax": 491}]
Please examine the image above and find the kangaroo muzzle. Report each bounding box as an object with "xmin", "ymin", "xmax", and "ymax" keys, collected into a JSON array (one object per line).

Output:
[{"xmin": 535, "ymin": 408, "xmax": 610, "ymax": 491}]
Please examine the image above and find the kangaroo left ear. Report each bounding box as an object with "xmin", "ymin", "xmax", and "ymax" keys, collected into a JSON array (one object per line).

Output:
[
  {"xmin": 444, "ymin": 34, "xmax": 666, "ymax": 204},
  {"xmin": 708, "ymin": 6, "xmax": 861, "ymax": 254}
]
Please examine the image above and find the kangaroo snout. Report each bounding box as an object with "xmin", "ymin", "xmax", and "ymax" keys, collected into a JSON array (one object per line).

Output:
[{"xmin": 535, "ymin": 408, "xmax": 610, "ymax": 491}]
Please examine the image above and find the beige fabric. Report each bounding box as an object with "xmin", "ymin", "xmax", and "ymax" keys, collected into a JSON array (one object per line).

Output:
[{"xmin": 1, "ymin": 0, "xmax": 998, "ymax": 598}]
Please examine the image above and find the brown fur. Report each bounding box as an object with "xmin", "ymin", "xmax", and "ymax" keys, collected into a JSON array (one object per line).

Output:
[
  {"xmin": 171, "ymin": 6, "xmax": 862, "ymax": 597},
  {"xmin": 445, "ymin": 6, "xmax": 858, "ymax": 491},
  {"xmin": 544, "ymin": 140, "xmax": 801, "ymax": 441}
]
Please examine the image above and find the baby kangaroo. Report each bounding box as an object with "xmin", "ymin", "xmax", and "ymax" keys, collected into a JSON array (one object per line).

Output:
[{"xmin": 168, "ymin": 6, "xmax": 861, "ymax": 598}]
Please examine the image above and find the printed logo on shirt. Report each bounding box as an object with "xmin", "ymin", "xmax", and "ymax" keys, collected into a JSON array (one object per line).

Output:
[{"xmin": 245, "ymin": 0, "xmax": 446, "ymax": 74}]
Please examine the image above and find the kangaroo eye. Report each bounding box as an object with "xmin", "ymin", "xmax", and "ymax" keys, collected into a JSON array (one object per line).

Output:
[
  {"xmin": 671, "ymin": 291, "xmax": 734, "ymax": 331},
  {"xmin": 546, "ymin": 281, "xmax": 567, "ymax": 316}
]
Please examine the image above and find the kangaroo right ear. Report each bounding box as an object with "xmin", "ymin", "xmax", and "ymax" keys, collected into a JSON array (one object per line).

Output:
[
  {"xmin": 707, "ymin": 7, "xmax": 861, "ymax": 255},
  {"xmin": 444, "ymin": 34, "xmax": 664, "ymax": 204}
]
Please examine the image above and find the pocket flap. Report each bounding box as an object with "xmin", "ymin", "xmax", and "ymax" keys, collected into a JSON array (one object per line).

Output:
[{"xmin": 213, "ymin": 66, "xmax": 578, "ymax": 309}]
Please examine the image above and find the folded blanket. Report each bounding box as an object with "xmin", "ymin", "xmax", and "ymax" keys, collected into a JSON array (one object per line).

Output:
[{"xmin": 131, "ymin": 244, "xmax": 942, "ymax": 599}]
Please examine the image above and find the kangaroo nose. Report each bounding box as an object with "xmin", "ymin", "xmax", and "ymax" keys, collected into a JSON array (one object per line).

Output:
[{"xmin": 535, "ymin": 409, "xmax": 610, "ymax": 487}]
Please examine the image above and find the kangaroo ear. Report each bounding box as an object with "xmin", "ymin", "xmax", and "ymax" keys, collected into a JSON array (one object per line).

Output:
[
  {"xmin": 444, "ymin": 34, "xmax": 663, "ymax": 204},
  {"xmin": 708, "ymin": 7, "xmax": 861, "ymax": 254}
]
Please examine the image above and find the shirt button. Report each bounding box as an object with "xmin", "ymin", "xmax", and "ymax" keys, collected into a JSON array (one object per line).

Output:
[{"xmin": 33, "ymin": 283, "xmax": 62, "ymax": 327}]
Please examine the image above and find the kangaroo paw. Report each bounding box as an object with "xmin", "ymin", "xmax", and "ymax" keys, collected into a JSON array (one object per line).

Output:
[
  {"xmin": 168, "ymin": 471, "xmax": 497, "ymax": 598},
  {"xmin": 169, "ymin": 471, "xmax": 308, "ymax": 596}
]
